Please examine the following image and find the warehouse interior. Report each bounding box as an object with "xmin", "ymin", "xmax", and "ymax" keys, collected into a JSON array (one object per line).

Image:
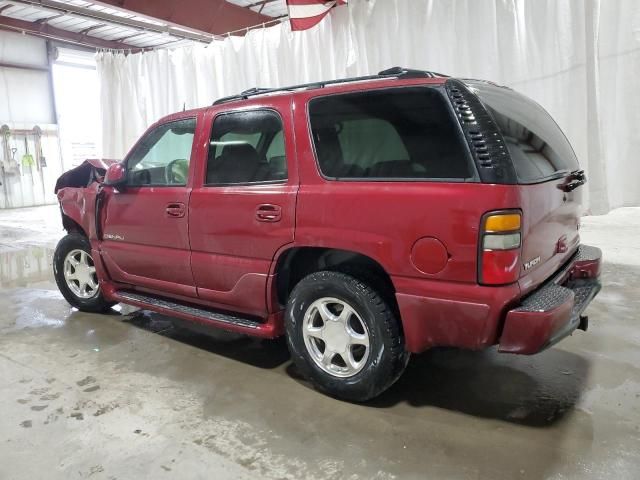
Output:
[{"xmin": 1, "ymin": 1, "xmax": 639, "ymax": 479}]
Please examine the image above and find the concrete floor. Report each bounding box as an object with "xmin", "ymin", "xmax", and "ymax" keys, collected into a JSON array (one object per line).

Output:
[{"xmin": 1, "ymin": 205, "xmax": 639, "ymax": 480}]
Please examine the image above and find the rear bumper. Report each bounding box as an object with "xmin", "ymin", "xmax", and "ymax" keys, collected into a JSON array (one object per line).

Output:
[{"xmin": 498, "ymin": 245, "xmax": 602, "ymax": 354}]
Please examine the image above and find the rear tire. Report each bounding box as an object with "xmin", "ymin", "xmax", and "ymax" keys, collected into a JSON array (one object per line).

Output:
[
  {"xmin": 285, "ymin": 271, "xmax": 409, "ymax": 402},
  {"xmin": 53, "ymin": 233, "xmax": 114, "ymax": 313}
]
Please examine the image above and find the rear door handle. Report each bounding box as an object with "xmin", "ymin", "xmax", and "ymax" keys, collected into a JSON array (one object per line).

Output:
[
  {"xmin": 166, "ymin": 202, "xmax": 186, "ymax": 218},
  {"xmin": 256, "ymin": 204, "xmax": 282, "ymax": 222}
]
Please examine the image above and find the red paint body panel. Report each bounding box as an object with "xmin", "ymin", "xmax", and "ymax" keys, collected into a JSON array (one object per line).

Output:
[
  {"xmin": 101, "ymin": 187, "xmax": 195, "ymax": 297},
  {"xmin": 54, "ymin": 75, "xmax": 601, "ymax": 357},
  {"xmin": 57, "ymin": 185, "xmax": 99, "ymax": 239},
  {"xmin": 187, "ymin": 99, "xmax": 299, "ymax": 315},
  {"xmin": 517, "ymin": 178, "xmax": 582, "ymax": 295},
  {"xmin": 393, "ymin": 275, "xmax": 520, "ymax": 352},
  {"xmin": 291, "ymin": 182, "xmax": 520, "ymax": 283},
  {"xmin": 499, "ymin": 296, "xmax": 575, "ymax": 355}
]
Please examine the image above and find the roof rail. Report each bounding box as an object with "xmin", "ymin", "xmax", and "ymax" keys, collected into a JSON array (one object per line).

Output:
[{"xmin": 212, "ymin": 67, "xmax": 448, "ymax": 105}]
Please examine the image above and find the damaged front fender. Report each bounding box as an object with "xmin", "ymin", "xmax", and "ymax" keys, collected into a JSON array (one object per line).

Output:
[
  {"xmin": 55, "ymin": 159, "xmax": 119, "ymax": 239},
  {"xmin": 54, "ymin": 158, "xmax": 119, "ymax": 193}
]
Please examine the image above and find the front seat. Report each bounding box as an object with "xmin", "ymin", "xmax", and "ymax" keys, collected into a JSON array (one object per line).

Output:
[{"xmin": 208, "ymin": 143, "xmax": 260, "ymax": 184}]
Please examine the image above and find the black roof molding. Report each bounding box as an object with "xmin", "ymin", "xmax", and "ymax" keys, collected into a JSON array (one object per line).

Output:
[{"xmin": 212, "ymin": 67, "xmax": 448, "ymax": 105}]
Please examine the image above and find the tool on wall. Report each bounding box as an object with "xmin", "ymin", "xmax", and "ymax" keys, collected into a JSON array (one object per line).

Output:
[
  {"xmin": 1, "ymin": 125, "xmax": 19, "ymax": 174},
  {"xmin": 33, "ymin": 126, "xmax": 47, "ymax": 200},
  {"xmin": 33, "ymin": 126, "xmax": 47, "ymax": 169},
  {"xmin": 1, "ymin": 125, "xmax": 15, "ymax": 208},
  {"xmin": 22, "ymin": 136, "xmax": 35, "ymax": 184}
]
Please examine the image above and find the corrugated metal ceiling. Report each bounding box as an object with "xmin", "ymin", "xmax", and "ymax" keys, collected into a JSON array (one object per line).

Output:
[{"xmin": 0, "ymin": 0, "xmax": 207, "ymax": 49}]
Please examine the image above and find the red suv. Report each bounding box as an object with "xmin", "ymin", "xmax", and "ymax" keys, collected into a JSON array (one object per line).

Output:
[{"xmin": 53, "ymin": 68, "xmax": 602, "ymax": 401}]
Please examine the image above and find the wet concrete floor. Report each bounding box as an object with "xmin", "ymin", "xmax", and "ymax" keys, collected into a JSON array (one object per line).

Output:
[{"xmin": 0, "ymin": 205, "xmax": 639, "ymax": 479}]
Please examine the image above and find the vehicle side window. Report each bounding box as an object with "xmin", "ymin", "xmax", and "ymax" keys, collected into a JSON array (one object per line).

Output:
[
  {"xmin": 309, "ymin": 87, "xmax": 473, "ymax": 180},
  {"xmin": 126, "ymin": 118, "xmax": 196, "ymax": 186},
  {"xmin": 206, "ymin": 110, "xmax": 287, "ymax": 185}
]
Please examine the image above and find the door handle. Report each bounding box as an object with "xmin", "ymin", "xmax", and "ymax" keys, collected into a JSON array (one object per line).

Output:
[
  {"xmin": 166, "ymin": 202, "xmax": 185, "ymax": 218},
  {"xmin": 256, "ymin": 204, "xmax": 282, "ymax": 222}
]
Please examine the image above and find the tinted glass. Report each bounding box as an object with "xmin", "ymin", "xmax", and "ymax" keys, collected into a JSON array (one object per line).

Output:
[
  {"xmin": 309, "ymin": 87, "xmax": 472, "ymax": 180},
  {"xmin": 467, "ymin": 81, "xmax": 579, "ymax": 183},
  {"xmin": 207, "ymin": 110, "xmax": 287, "ymax": 185},
  {"xmin": 126, "ymin": 118, "xmax": 195, "ymax": 186}
]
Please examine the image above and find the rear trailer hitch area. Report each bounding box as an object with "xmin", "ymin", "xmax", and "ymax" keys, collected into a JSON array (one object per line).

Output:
[
  {"xmin": 498, "ymin": 245, "xmax": 601, "ymax": 354},
  {"xmin": 578, "ymin": 315, "xmax": 588, "ymax": 332}
]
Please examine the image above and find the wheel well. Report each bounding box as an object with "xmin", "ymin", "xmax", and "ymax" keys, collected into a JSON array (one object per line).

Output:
[
  {"xmin": 61, "ymin": 213, "xmax": 87, "ymax": 238},
  {"xmin": 275, "ymin": 247, "xmax": 398, "ymax": 311}
]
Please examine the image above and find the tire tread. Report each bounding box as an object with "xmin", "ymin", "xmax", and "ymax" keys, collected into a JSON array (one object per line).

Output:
[{"xmin": 286, "ymin": 271, "xmax": 409, "ymax": 402}]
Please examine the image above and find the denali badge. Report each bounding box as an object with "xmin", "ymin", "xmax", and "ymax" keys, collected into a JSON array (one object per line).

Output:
[
  {"xmin": 523, "ymin": 256, "xmax": 541, "ymax": 271},
  {"xmin": 104, "ymin": 233, "xmax": 124, "ymax": 241}
]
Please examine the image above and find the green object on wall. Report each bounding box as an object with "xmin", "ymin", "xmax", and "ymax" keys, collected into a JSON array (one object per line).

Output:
[{"xmin": 21, "ymin": 154, "xmax": 34, "ymax": 167}]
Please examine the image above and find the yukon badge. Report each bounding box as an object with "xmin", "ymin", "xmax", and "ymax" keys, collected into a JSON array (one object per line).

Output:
[{"xmin": 523, "ymin": 256, "xmax": 541, "ymax": 271}]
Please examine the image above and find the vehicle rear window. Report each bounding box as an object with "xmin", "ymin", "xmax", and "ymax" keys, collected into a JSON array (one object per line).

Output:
[
  {"xmin": 309, "ymin": 87, "xmax": 473, "ymax": 180},
  {"xmin": 466, "ymin": 81, "xmax": 579, "ymax": 183}
]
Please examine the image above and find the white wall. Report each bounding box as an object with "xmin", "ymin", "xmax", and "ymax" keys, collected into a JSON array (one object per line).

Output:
[
  {"xmin": 0, "ymin": 31, "xmax": 55, "ymax": 125},
  {"xmin": 0, "ymin": 30, "xmax": 63, "ymax": 209}
]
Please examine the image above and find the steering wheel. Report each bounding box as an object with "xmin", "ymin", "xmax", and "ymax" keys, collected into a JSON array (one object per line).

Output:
[{"xmin": 165, "ymin": 159, "xmax": 188, "ymax": 184}]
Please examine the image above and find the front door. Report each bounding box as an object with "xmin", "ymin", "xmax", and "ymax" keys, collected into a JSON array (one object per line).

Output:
[
  {"xmin": 189, "ymin": 107, "xmax": 298, "ymax": 317},
  {"xmin": 100, "ymin": 117, "xmax": 198, "ymax": 298}
]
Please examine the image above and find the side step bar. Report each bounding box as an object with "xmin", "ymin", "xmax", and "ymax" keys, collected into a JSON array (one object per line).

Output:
[{"xmin": 114, "ymin": 291, "xmax": 282, "ymax": 337}]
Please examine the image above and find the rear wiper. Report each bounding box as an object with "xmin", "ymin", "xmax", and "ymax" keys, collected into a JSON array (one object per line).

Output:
[{"xmin": 560, "ymin": 170, "xmax": 586, "ymax": 192}]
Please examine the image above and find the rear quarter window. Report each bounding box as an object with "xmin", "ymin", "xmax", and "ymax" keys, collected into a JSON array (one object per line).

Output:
[{"xmin": 308, "ymin": 87, "xmax": 474, "ymax": 181}]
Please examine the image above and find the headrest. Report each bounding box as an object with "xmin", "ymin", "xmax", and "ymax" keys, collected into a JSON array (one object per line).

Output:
[{"xmin": 220, "ymin": 143, "xmax": 259, "ymax": 162}]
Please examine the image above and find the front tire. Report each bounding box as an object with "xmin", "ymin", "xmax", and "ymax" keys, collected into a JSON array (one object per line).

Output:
[
  {"xmin": 53, "ymin": 233, "xmax": 114, "ymax": 313},
  {"xmin": 285, "ymin": 271, "xmax": 409, "ymax": 402}
]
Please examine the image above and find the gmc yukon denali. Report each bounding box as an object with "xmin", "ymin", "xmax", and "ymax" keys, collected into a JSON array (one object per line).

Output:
[{"xmin": 53, "ymin": 68, "xmax": 602, "ymax": 401}]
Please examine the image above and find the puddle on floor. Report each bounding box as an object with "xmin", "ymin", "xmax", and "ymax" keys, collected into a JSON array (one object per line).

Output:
[{"xmin": 0, "ymin": 246, "xmax": 54, "ymax": 288}]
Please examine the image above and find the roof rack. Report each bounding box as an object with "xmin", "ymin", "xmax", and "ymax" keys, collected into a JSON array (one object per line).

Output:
[{"xmin": 212, "ymin": 67, "xmax": 449, "ymax": 105}]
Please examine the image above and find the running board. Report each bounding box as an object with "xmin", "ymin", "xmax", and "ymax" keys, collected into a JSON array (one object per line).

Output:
[{"xmin": 116, "ymin": 291, "xmax": 263, "ymax": 330}]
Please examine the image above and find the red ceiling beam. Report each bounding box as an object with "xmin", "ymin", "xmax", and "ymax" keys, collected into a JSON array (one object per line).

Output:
[
  {"xmin": 0, "ymin": 14, "xmax": 137, "ymax": 49},
  {"xmin": 93, "ymin": 0, "xmax": 272, "ymax": 36}
]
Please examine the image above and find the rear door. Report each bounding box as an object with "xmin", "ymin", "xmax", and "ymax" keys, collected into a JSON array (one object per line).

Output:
[
  {"xmin": 469, "ymin": 82, "xmax": 583, "ymax": 292},
  {"xmin": 100, "ymin": 117, "xmax": 198, "ymax": 298},
  {"xmin": 188, "ymin": 104, "xmax": 297, "ymax": 317}
]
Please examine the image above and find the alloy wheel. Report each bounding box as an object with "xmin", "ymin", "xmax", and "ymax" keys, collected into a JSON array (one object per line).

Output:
[
  {"xmin": 63, "ymin": 249, "xmax": 99, "ymax": 299},
  {"xmin": 302, "ymin": 297, "xmax": 370, "ymax": 378}
]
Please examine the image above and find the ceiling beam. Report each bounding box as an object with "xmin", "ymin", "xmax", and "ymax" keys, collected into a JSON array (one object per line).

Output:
[
  {"xmin": 92, "ymin": 0, "xmax": 273, "ymax": 36},
  {"xmin": 35, "ymin": 12, "xmax": 65, "ymax": 24},
  {"xmin": 79, "ymin": 23, "xmax": 107, "ymax": 35},
  {"xmin": 8, "ymin": 0, "xmax": 214, "ymax": 43},
  {"xmin": 0, "ymin": 14, "xmax": 138, "ymax": 49},
  {"xmin": 0, "ymin": 60, "xmax": 49, "ymax": 72},
  {"xmin": 113, "ymin": 31, "xmax": 145, "ymax": 42}
]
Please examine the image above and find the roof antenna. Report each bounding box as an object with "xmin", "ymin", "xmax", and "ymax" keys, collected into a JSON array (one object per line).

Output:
[{"xmin": 182, "ymin": 102, "xmax": 186, "ymax": 112}]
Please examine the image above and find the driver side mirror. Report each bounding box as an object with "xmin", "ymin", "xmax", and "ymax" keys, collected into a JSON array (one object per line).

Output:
[{"xmin": 104, "ymin": 163, "xmax": 126, "ymax": 189}]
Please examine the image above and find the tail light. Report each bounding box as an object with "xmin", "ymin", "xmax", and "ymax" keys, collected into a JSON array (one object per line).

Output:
[{"xmin": 479, "ymin": 211, "xmax": 522, "ymax": 285}]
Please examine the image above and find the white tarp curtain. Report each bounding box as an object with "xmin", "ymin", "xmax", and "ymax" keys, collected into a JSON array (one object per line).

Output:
[{"xmin": 96, "ymin": 0, "xmax": 640, "ymax": 214}]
